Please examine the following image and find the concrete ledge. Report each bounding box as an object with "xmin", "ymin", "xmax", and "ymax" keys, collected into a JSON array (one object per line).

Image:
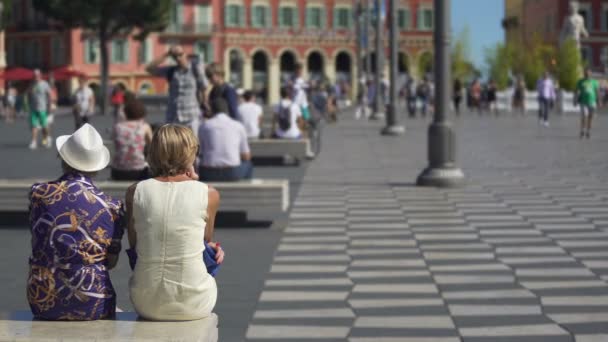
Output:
[
  {"xmin": 0, "ymin": 179, "xmax": 289, "ymax": 215},
  {"xmin": 0, "ymin": 311, "xmax": 218, "ymax": 341},
  {"xmin": 248, "ymin": 139, "xmax": 310, "ymax": 159}
]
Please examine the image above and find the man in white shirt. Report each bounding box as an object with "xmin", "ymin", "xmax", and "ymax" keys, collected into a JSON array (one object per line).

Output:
[
  {"xmin": 238, "ymin": 90, "xmax": 263, "ymax": 138},
  {"xmin": 273, "ymin": 87, "xmax": 303, "ymax": 139},
  {"xmin": 198, "ymin": 97, "xmax": 253, "ymax": 182},
  {"xmin": 72, "ymin": 76, "xmax": 95, "ymax": 129}
]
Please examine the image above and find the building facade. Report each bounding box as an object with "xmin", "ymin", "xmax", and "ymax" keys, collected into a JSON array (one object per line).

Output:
[
  {"xmin": 504, "ymin": 0, "xmax": 608, "ymax": 73},
  {"xmin": 5, "ymin": 0, "xmax": 434, "ymax": 103}
]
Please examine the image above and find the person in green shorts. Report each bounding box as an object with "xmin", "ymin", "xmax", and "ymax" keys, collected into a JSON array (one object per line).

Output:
[
  {"xmin": 575, "ymin": 67, "xmax": 600, "ymax": 139},
  {"xmin": 28, "ymin": 69, "xmax": 53, "ymax": 149}
]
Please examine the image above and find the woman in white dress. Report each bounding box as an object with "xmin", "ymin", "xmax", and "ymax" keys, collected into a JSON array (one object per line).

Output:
[{"xmin": 125, "ymin": 124, "xmax": 224, "ymax": 321}]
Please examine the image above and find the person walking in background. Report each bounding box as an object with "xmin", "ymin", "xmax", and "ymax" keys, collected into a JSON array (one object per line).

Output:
[
  {"xmin": 575, "ymin": 67, "xmax": 600, "ymax": 139},
  {"xmin": 72, "ymin": 76, "xmax": 95, "ymax": 130},
  {"xmin": 487, "ymin": 80, "xmax": 498, "ymax": 115},
  {"xmin": 406, "ymin": 77, "xmax": 417, "ymax": 118},
  {"xmin": 110, "ymin": 83, "xmax": 126, "ymax": 122},
  {"xmin": 111, "ymin": 99, "xmax": 153, "ymax": 180},
  {"xmin": 417, "ymin": 77, "xmax": 432, "ymax": 117},
  {"xmin": 238, "ymin": 90, "xmax": 264, "ymax": 138},
  {"xmin": 453, "ymin": 78, "xmax": 463, "ymax": 116},
  {"xmin": 355, "ymin": 77, "xmax": 370, "ymax": 120},
  {"xmin": 536, "ymin": 71, "xmax": 556, "ymax": 127},
  {"xmin": 206, "ymin": 63, "xmax": 240, "ymax": 122},
  {"xmin": 470, "ymin": 79, "xmax": 482, "ymax": 115},
  {"xmin": 28, "ymin": 69, "xmax": 52, "ymax": 150},
  {"xmin": 292, "ymin": 63, "xmax": 311, "ymax": 122},
  {"xmin": 4, "ymin": 86, "xmax": 16, "ymax": 123},
  {"xmin": 146, "ymin": 45, "xmax": 206, "ymax": 134},
  {"xmin": 512, "ymin": 76, "xmax": 526, "ymax": 115},
  {"xmin": 198, "ymin": 98, "xmax": 253, "ymax": 182}
]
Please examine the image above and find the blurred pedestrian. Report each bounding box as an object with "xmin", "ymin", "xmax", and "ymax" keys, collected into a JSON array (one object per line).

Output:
[
  {"xmin": 575, "ymin": 67, "xmax": 600, "ymax": 139},
  {"xmin": 406, "ymin": 77, "xmax": 417, "ymax": 117},
  {"xmin": 536, "ymin": 71, "xmax": 556, "ymax": 127},
  {"xmin": 28, "ymin": 69, "xmax": 53, "ymax": 149},
  {"xmin": 355, "ymin": 77, "xmax": 370, "ymax": 120},
  {"xmin": 487, "ymin": 80, "xmax": 498, "ymax": 115},
  {"xmin": 206, "ymin": 63, "xmax": 240, "ymax": 121},
  {"xmin": 512, "ymin": 76, "xmax": 526, "ymax": 115},
  {"xmin": 5, "ymin": 86, "xmax": 16, "ymax": 123},
  {"xmin": 111, "ymin": 99, "xmax": 153, "ymax": 180},
  {"xmin": 111, "ymin": 83, "xmax": 126, "ymax": 122},
  {"xmin": 72, "ymin": 76, "xmax": 95, "ymax": 130},
  {"xmin": 146, "ymin": 45, "xmax": 207, "ymax": 135},
  {"xmin": 292, "ymin": 63, "xmax": 311, "ymax": 122},
  {"xmin": 470, "ymin": 79, "xmax": 482, "ymax": 115},
  {"xmin": 417, "ymin": 77, "xmax": 432, "ymax": 117},
  {"xmin": 453, "ymin": 78, "xmax": 463, "ymax": 115},
  {"xmin": 238, "ymin": 90, "xmax": 264, "ymax": 138}
]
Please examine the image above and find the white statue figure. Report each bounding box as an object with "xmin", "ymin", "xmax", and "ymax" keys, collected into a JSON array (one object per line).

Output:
[{"xmin": 559, "ymin": 1, "xmax": 589, "ymax": 49}]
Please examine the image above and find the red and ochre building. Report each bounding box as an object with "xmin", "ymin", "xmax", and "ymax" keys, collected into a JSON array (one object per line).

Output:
[
  {"xmin": 5, "ymin": 0, "xmax": 434, "ymax": 103},
  {"xmin": 504, "ymin": 0, "xmax": 608, "ymax": 73}
]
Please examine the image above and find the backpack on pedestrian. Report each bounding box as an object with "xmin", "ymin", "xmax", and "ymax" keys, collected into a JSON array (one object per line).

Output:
[{"xmin": 277, "ymin": 103, "xmax": 292, "ymax": 131}]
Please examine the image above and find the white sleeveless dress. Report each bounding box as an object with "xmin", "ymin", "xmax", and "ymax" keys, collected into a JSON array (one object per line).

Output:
[{"xmin": 129, "ymin": 179, "xmax": 217, "ymax": 321}]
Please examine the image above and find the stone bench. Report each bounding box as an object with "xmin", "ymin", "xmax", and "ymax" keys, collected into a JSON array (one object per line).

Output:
[
  {"xmin": 0, "ymin": 311, "xmax": 218, "ymax": 341},
  {"xmin": 249, "ymin": 139, "xmax": 310, "ymax": 160},
  {"xmin": 0, "ymin": 179, "xmax": 289, "ymax": 215}
]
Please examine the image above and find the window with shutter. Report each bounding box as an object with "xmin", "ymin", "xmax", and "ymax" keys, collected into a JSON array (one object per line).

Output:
[
  {"xmin": 265, "ymin": 6, "xmax": 272, "ymax": 27},
  {"xmin": 84, "ymin": 38, "xmax": 99, "ymax": 64},
  {"xmin": 238, "ymin": 5, "xmax": 246, "ymax": 27},
  {"xmin": 225, "ymin": 5, "xmax": 240, "ymax": 27},
  {"xmin": 280, "ymin": 6, "xmax": 297, "ymax": 28},
  {"xmin": 423, "ymin": 9, "xmax": 433, "ymax": 29},
  {"xmin": 112, "ymin": 39, "xmax": 129, "ymax": 64},
  {"xmin": 334, "ymin": 8, "xmax": 350, "ymax": 29},
  {"xmin": 196, "ymin": 5, "xmax": 211, "ymax": 32},
  {"xmin": 398, "ymin": 9, "xmax": 410, "ymax": 29},
  {"xmin": 307, "ymin": 7, "xmax": 322, "ymax": 29}
]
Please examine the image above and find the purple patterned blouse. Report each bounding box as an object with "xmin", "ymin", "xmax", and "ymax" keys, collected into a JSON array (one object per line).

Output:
[{"xmin": 27, "ymin": 173, "xmax": 125, "ymax": 320}]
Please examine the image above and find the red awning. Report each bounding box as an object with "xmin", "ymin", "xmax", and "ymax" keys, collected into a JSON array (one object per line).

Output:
[
  {"xmin": 51, "ymin": 66, "xmax": 87, "ymax": 80},
  {"xmin": 0, "ymin": 67, "xmax": 35, "ymax": 81}
]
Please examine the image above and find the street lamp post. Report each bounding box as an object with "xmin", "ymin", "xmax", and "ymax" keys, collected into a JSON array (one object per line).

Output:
[
  {"xmin": 364, "ymin": 0, "xmax": 372, "ymax": 77},
  {"xmin": 416, "ymin": 0, "xmax": 465, "ymax": 187},
  {"xmin": 381, "ymin": 0, "xmax": 405, "ymax": 136},
  {"xmin": 371, "ymin": 0, "xmax": 385, "ymax": 120}
]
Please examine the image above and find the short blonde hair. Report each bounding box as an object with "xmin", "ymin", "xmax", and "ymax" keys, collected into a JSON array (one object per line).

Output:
[{"xmin": 148, "ymin": 124, "xmax": 199, "ymax": 177}]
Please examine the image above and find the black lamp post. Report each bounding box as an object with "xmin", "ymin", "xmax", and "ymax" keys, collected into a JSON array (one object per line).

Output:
[{"xmin": 416, "ymin": 0, "xmax": 465, "ymax": 187}]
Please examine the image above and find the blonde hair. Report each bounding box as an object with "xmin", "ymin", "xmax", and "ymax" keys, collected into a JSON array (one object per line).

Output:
[{"xmin": 148, "ymin": 124, "xmax": 199, "ymax": 177}]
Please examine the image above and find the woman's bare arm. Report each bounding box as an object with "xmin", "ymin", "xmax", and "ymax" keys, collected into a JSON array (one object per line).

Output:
[
  {"xmin": 125, "ymin": 183, "xmax": 138, "ymax": 249},
  {"xmin": 205, "ymin": 186, "xmax": 220, "ymax": 242}
]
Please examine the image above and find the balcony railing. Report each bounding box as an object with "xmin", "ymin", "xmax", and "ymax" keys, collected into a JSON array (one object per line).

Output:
[{"xmin": 163, "ymin": 23, "xmax": 216, "ymax": 35}]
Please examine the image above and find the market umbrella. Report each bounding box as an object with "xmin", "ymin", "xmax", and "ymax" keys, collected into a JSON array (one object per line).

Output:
[
  {"xmin": 0, "ymin": 67, "xmax": 35, "ymax": 81},
  {"xmin": 51, "ymin": 66, "xmax": 87, "ymax": 80}
]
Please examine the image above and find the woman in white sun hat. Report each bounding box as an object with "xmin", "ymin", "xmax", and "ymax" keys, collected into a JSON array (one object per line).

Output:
[{"xmin": 27, "ymin": 123, "xmax": 125, "ymax": 320}]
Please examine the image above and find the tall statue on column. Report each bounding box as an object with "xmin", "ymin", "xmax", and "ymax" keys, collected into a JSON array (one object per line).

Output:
[{"xmin": 559, "ymin": 1, "xmax": 589, "ymax": 50}]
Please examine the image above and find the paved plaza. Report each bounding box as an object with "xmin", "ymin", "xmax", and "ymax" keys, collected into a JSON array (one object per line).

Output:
[{"xmin": 1, "ymin": 108, "xmax": 608, "ymax": 341}]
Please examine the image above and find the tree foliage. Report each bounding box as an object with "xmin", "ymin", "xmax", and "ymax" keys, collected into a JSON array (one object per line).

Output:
[
  {"xmin": 451, "ymin": 27, "xmax": 478, "ymax": 81},
  {"xmin": 33, "ymin": 0, "xmax": 171, "ymax": 114},
  {"xmin": 557, "ymin": 39, "xmax": 582, "ymax": 91},
  {"xmin": 484, "ymin": 43, "xmax": 511, "ymax": 90}
]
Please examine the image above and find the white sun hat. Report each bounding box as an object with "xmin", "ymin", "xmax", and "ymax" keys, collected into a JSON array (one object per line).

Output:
[{"xmin": 56, "ymin": 123, "xmax": 110, "ymax": 172}]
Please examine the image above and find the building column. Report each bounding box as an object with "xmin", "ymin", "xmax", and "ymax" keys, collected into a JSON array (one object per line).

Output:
[
  {"xmin": 325, "ymin": 57, "xmax": 336, "ymax": 85},
  {"xmin": 243, "ymin": 57, "xmax": 253, "ymax": 90},
  {"xmin": 269, "ymin": 57, "xmax": 280, "ymax": 104}
]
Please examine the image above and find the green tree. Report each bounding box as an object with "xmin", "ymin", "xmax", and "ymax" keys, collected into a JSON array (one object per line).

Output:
[
  {"xmin": 557, "ymin": 39, "xmax": 582, "ymax": 91},
  {"xmin": 484, "ymin": 43, "xmax": 511, "ymax": 90},
  {"xmin": 33, "ymin": 0, "xmax": 171, "ymax": 115},
  {"xmin": 418, "ymin": 51, "xmax": 433, "ymax": 76},
  {"xmin": 452, "ymin": 27, "xmax": 477, "ymax": 81}
]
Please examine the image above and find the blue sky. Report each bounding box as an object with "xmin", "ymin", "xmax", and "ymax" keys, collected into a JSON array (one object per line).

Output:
[{"xmin": 452, "ymin": 0, "xmax": 504, "ymax": 70}]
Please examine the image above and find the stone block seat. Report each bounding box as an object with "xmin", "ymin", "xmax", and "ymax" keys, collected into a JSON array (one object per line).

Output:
[
  {"xmin": 0, "ymin": 311, "xmax": 218, "ymax": 342},
  {"xmin": 0, "ymin": 179, "xmax": 289, "ymax": 216},
  {"xmin": 248, "ymin": 139, "xmax": 310, "ymax": 160}
]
